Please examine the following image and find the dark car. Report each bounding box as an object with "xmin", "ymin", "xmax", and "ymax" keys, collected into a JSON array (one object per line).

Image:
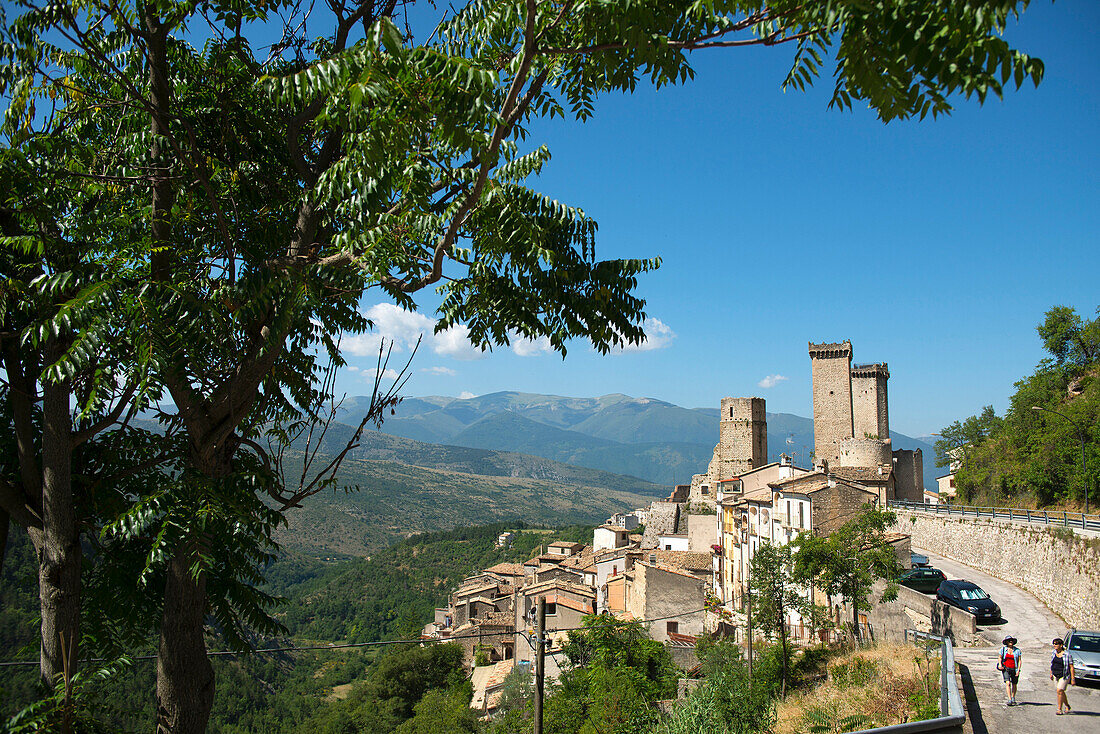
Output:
[
  {"xmin": 1064, "ymin": 630, "xmax": 1100, "ymax": 683},
  {"xmin": 936, "ymin": 580, "xmax": 1001, "ymax": 623},
  {"xmin": 900, "ymin": 567, "xmax": 946, "ymax": 593}
]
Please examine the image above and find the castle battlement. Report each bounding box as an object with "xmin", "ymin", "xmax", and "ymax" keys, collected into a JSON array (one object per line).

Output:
[
  {"xmin": 808, "ymin": 340, "xmax": 852, "ymax": 358},
  {"xmin": 851, "ymin": 363, "xmax": 890, "ymax": 379}
]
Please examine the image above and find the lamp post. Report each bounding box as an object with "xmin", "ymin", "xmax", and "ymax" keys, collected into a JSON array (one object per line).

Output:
[{"xmin": 1031, "ymin": 406, "xmax": 1090, "ymax": 515}]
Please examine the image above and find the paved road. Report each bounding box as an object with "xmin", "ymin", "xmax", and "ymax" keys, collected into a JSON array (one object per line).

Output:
[{"xmin": 916, "ymin": 549, "xmax": 1100, "ymax": 733}]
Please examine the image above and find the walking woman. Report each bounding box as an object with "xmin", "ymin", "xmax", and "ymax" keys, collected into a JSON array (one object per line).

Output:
[
  {"xmin": 999, "ymin": 636, "xmax": 1021, "ymax": 706},
  {"xmin": 1051, "ymin": 637, "xmax": 1076, "ymax": 715}
]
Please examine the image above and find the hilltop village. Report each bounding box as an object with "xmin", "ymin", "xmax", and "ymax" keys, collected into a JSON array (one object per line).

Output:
[{"xmin": 425, "ymin": 341, "xmax": 918, "ymax": 714}]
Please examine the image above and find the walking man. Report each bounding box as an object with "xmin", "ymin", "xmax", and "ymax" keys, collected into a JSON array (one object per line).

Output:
[
  {"xmin": 998, "ymin": 636, "xmax": 1021, "ymax": 706},
  {"xmin": 1051, "ymin": 637, "xmax": 1076, "ymax": 715}
]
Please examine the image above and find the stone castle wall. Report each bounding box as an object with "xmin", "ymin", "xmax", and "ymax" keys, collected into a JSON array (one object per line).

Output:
[
  {"xmin": 837, "ymin": 437, "xmax": 892, "ymax": 468},
  {"xmin": 809, "ymin": 341, "xmax": 854, "ymax": 468},
  {"xmin": 891, "ymin": 449, "xmax": 924, "ymax": 502},
  {"xmin": 894, "ymin": 510, "xmax": 1100, "ymax": 629}
]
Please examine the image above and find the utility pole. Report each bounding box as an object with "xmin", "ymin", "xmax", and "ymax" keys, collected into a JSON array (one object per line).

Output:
[
  {"xmin": 534, "ymin": 597, "xmax": 546, "ymax": 734},
  {"xmin": 746, "ymin": 581, "xmax": 753, "ymax": 680}
]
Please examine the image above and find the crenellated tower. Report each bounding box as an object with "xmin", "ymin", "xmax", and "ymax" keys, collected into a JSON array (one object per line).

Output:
[{"xmin": 808, "ymin": 341, "xmax": 854, "ymax": 469}]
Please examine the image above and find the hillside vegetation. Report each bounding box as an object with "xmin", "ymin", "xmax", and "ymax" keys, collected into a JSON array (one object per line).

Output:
[
  {"xmin": 936, "ymin": 305, "xmax": 1099, "ymax": 507},
  {"xmin": 275, "ymin": 454, "xmax": 657, "ymax": 558},
  {"xmin": 0, "ymin": 523, "xmax": 592, "ymax": 728}
]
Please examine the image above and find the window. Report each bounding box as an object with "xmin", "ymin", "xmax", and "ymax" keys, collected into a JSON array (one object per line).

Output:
[
  {"xmin": 799, "ymin": 503, "xmax": 805, "ymax": 529},
  {"xmin": 701, "ymin": 485, "xmax": 709, "ymax": 495},
  {"xmin": 786, "ymin": 501, "xmax": 791, "ymax": 526},
  {"xmin": 545, "ymin": 602, "xmax": 558, "ymax": 616},
  {"xmin": 665, "ymin": 544, "xmax": 672, "ymax": 550},
  {"xmin": 667, "ymin": 621, "xmax": 679, "ymax": 634}
]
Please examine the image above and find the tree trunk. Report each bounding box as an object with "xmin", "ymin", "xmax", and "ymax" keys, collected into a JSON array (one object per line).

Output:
[
  {"xmin": 779, "ymin": 621, "xmax": 788, "ymax": 697},
  {"xmin": 0, "ymin": 510, "xmax": 9, "ymax": 579},
  {"xmin": 156, "ymin": 551, "xmax": 214, "ymax": 734},
  {"xmin": 38, "ymin": 363, "xmax": 80, "ymax": 687}
]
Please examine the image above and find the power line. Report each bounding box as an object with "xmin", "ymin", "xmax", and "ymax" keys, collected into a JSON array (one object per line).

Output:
[{"xmin": 0, "ymin": 601, "xmax": 730, "ymax": 668}]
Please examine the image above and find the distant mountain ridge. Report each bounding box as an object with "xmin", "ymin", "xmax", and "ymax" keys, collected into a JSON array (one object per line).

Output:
[{"xmin": 338, "ymin": 391, "xmax": 938, "ymax": 489}]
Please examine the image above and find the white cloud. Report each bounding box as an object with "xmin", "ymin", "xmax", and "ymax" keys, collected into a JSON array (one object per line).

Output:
[
  {"xmin": 615, "ymin": 318, "xmax": 675, "ymax": 354},
  {"xmin": 422, "ymin": 366, "xmax": 457, "ymax": 376},
  {"xmin": 433, "ymin": 323, "xmax": 488, "ymax": 361},
  {"xmin": 458, "ymin": 391, "xmax": 477, "ymax": 400},
  {"xmin": 366, "ymin": 367, "xmax": 399, "ymax": 381},
  {"xmin": 512, "ymin": 334, "xmax": 554, "ymax": 357},
  {"xmin": 757, "ymin": 374, "xmax": 789, "ymax": 389},
  {"xmin": 342, "ymin": 303, "xmax": 486, "ymax": 362}
]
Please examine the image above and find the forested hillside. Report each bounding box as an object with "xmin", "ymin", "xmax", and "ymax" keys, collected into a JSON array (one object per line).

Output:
[
  {"xmin": 936, "ymin": 306, "xmax": 1099, "ymax": 506},
  {"xmin": 0, "ymin": 523, "xmax": 591, "ymax": 729}
]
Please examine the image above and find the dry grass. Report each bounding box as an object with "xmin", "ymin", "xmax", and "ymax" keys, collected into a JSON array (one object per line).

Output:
[{"xmin": 775, "ymin": 644, "xmax": 938, "ymax": 734}]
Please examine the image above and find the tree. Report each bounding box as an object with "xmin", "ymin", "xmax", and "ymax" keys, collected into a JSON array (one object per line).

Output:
[
  {"xmin": 1037, "ymin": 305, "xmax": 1100, "ymax": 371},
  {"xmin": 554, "ymin": 615, "xmax": 676, "ymax": 733},
  {"xmin": 792, "ymin": 506, "xmax": 901, "ymax": 642},
  {"xmin": 2, "ymin": 0, "xmax": 1048, "ymax": 729},
  {"xmin": 933, "ymin": 405, "xmax": 1002, "ymax": 470},
  {"xmin": 749, "ymin": 542, "xmax": 811, "ymax": 695}
]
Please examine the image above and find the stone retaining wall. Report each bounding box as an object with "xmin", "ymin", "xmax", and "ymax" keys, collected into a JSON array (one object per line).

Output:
[
  {"xmin": 894, "ymin": 510, "xmax": 1100, "ymax": 629},
  {"xmin": 864, "ymin": 584, "xmax": 981, "ymax": 646}
]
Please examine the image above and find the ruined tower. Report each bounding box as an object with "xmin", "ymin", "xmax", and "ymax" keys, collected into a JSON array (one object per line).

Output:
[
  {"xmin": 851, "ymin": 362, "xmax": 889, "ymax": 440},
  {"xmin": 717, "ymin": 397, "xmax": 767, "ymax": 480},
  {"xmin": 809, "ymin": 341, "xmax": 854, "ymax": 469}
]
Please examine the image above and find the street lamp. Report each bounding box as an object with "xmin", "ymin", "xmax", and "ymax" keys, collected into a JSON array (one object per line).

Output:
[{"xmin": 1031, "ymin": 406, "xmax": 1090, "ymax": 515}]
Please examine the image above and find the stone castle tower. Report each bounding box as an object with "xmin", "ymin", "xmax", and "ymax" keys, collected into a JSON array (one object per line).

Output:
[
  {"xmin": 688, "ymin": 396, "xmax": 768, "ymax": 506},
  {"xmin": 716, "ymin": 397, "xmax": 767, "ymax": 481},
  {"xmin": 851, "ymin": 362, "xmax": 889, "ymax": 440},
  {"xmin": 808, "ymin": 341, "xmax": 854, "ymax": 468},
  {"xmin": 808, "ymin": 340, "xmax": 923, "ymax": 502}
]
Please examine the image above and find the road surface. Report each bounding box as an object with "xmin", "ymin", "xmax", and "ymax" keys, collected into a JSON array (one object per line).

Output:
[{"xmin": 916, "ymin": 549, "xmax": 1100, "ymax": 733}]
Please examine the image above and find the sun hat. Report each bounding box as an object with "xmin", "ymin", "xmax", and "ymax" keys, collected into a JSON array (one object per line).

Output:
[
  {"xmin": 1053, "ymin": 638, "xmax": 1064, "ymax": 646},
  {"xmin": 1002, "ymin": 636, "xmax": 1017, "ymax": 644}
]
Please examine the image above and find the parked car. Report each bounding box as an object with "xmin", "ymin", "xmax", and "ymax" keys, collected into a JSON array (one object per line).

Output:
[
  {"xmin": 900, "ymin": 567, "xmax": 946, "ymax": 593},
  {"xmin": 1064, "ymin": 629, "xmax": 1100, "ymax": 683},
  {"xmin": 936, "ymin": 580, "xmax": 1001, "ymax": 623},
  {"xmin": 911, "ymin": 553, "xmax": 930, "ymax": 568}
]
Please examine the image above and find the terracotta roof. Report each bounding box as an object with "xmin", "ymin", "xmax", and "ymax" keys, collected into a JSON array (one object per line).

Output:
[
  {"xmin": 769, "ymin": 472, "xmax": 830, "ymax": 491},
  {"xmin": 548, "ymin": 541, "xmax": 583, "ymax": 549},
  {"xmin": 667, "ymin": 632, "xmax": 699, "ymax": 647},
  {"xmin": 522, "ymin": 577, "xmax": 596, "ymax": 598},
  {"xmin": 832, "ymin": 466, "xmax": 892, "ymax": 483},
  {"xmin": 484, "ymin": 659, "xmax": 515, "ymax": 689},
  {"xmin": 484, "ymin": 562, "xmax": 526, "ymax": 576},
  {"xmin": 476, "ymin": 611, "xmax": 515, "ymax": 627},
  {"xmin": 627, "ymin": 549, "xmax": 712, "ymax": 571},
  {"xmin": 597, "ymin": 524, "xmax": 631, "ymax": 533}
]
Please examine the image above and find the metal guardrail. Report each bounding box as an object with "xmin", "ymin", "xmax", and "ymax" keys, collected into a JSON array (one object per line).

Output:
[
  {"xmin": 890, "ymin": 500, "xmax": 1100, "ymax": 532},
  {"xmin": 848, "ymin": 631, "xmax": 965, "ymax": 734}
]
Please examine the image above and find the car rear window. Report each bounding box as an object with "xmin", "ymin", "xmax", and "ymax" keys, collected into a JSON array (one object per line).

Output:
[
  {"xmin": 1069, "ymin": 634, "xmax": 1100, "ymax": 653},
  {"xmin": 958, "ymin": 588, "xmax": 989, "ymax": 600}
]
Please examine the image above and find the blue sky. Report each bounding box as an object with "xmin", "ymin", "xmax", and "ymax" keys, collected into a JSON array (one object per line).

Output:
[{"xmin": 338, "ymin": 0, "xmax": 1099, "ymax": 437}]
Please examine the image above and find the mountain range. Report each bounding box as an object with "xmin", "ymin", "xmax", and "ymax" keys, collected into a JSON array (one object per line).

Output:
[{"xmin": 336, "ymin": 391, "xmax": 938, "ymax": 489}]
